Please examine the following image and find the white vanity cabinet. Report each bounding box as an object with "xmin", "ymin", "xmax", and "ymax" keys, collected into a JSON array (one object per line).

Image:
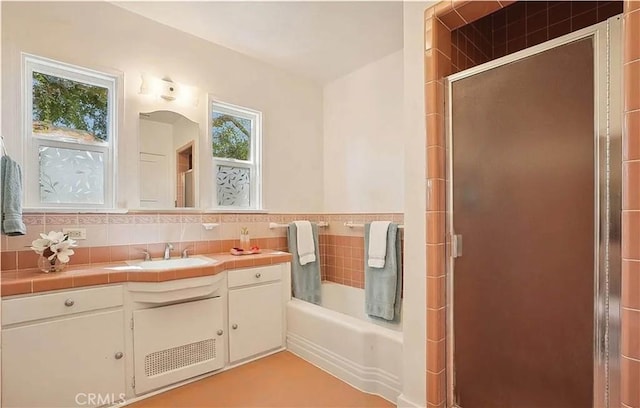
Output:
[
  {"xmin": 128, "ymin": 275, "xmax": 227, "ymax": 395},
  {"xmin": 1, "ymin": 286, "xmax": 125, "ymax": 408},
  {"xmin": 227, "ymin": 263, "xmax": 290, "ymax": 363}
]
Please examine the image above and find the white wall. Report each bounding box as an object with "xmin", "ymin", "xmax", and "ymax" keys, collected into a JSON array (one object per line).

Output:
[
  {"xmin": 322, "ymin": 50, "xmax": 404, "ymax": 213},
  {"xmin": 398, "ymin": 2, "xmax": 434, "ymax": 407},
  {"xmin": 1, "ymin": 1, "xmax": 324, "ymax": 212}
]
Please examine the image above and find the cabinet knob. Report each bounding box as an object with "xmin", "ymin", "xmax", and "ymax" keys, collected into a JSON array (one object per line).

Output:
[
  {"xmin": 64, "ymin": 299, "xmax": 74, "ymax": 307},
  {"xmin": 255, "ymin": 272, "xmax": 261, "ymax": 278},
  {"xmin": 232, "ymin": 324, "xmax": 238, "ymax": 330},
  {"xmin": 114, "ymin": 352, "xmax": 124, "ymax": 360},
  {"xmin": 217, "ymin": 329, "xmax": 224, "ymax": 336}
]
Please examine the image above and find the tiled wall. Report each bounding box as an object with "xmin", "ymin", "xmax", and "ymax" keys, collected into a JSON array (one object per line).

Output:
[
  {"xmin": 451, "ymin": 1, "xmax": 624, "ymax": 73},
  {"xmin": 320, "ymin": 235, "xmax": 366, "ymax": 288},
  {"xmin": 0, "ymin": 213, "xmax": 290, "ymax": 271},
  {"xmin": 426, "ymin": 0, "xmax": 636, "ymax": 407},
  {"xmin": 450, "ymin": 12, "xmax": 493, "ymax": 71},
  {"xmin": 318, "ymin": 213, "xmax": 404, "ymax": 288},
  {"xmin": 622, "ymin": 2, "xmax": 640, "ymax": 407},
  {"xmin": 0, "ymin": 212, "xmax": 403, "ymax": 291}
]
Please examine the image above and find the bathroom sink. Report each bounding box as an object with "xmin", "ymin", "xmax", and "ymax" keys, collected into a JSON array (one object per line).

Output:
[{"xmin": 126, "ymin": 256, "xmax": 216, "ymax": 271}]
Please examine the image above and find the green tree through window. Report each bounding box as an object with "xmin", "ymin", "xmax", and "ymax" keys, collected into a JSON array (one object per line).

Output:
[
  {"xmin": 32, "ymin": 72, "xmax": 108, "ymax": 142},
  {"xmin": 212, "ymin": 113, "xmax": 250, "ymax": 160}
]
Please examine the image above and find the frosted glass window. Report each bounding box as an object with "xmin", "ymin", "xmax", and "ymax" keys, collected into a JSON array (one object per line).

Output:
[
  {"xmin": 24, "ymin": 55, "xmax": 117, "ymax": 209},
  {"xmin": 39, "ymin": 146, "xmax": 105, "ymax": 204},
  {"xmin": 216, "ymin": 165, "xmax": 250, "ymax": 207},
  {"xmin": 210, "ymin": 100, "xmax": 261, "ymax": 209}
]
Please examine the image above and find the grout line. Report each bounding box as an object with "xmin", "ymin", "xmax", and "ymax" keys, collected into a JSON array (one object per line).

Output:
[
  {"xmin": 453, "ymin": 8, "xmax": 467, "ymax": 26},
  {"xmin": 626, "ymin": 7, "xmax": 640, "ymax": 17},
  {"xmin": 426, "ymin": 368, "xmax": 446, "ymax": 376},
  {"xmin": 621, "ymin": 354, "xmax": 640, "ymax": 363}
]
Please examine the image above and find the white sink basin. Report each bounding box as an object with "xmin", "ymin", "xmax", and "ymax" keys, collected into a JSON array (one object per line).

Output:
[{"xmin": 126, "ymin": 256, "xmax": 215, "ymax": 271}]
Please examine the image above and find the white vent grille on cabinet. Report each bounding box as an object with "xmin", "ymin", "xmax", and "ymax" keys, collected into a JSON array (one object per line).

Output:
[{"xmin": 144, "ymin": 338, "xmax": 216, "ymax": 377}]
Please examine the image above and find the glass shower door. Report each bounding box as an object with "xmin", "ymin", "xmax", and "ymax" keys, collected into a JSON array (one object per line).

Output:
[{"xmin": 449, "ymin": 38, "xmax": 595, "ymax": 408}]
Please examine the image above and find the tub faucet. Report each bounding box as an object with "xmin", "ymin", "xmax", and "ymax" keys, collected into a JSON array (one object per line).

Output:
[{"xmin": 164, "ymin": 243, "xmax": 174, "ymax": 260}]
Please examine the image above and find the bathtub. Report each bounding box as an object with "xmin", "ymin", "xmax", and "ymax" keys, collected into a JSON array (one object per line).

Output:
[{"xmin": 286, "ymin": 282, "xmax": 403, "ymax": 403}]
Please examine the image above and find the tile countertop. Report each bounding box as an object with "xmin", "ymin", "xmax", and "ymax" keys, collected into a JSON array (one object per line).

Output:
[{"xmin": 1, "ymin": 250, "xmax": 293, "ymax": 297}]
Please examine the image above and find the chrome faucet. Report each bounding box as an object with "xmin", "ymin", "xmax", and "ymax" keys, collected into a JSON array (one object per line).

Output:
[{"xmin": 163, "ymin": 243, "xmax": 174, "ymax": 260}]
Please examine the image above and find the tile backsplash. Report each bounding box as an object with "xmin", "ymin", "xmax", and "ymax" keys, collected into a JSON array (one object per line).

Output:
[{"xmin": 1, "ymin": 211, "xmax": 404, "ymax": 290}]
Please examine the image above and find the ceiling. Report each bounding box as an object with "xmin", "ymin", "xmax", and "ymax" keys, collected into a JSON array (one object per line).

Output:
[{"xmin": 113, "ymin": 1, "xmax": 404, "ymax": 83}]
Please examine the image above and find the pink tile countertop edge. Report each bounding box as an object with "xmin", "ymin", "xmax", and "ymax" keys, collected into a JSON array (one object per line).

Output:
[{"xmin": 1, "ymin": 250, "xmax": 293, "ymax": 297}]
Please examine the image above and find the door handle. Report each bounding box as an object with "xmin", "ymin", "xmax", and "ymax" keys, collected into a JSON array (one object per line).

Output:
[{"xmin": 452, "ymin": 234, "xmax": 463, "ymax": 258}]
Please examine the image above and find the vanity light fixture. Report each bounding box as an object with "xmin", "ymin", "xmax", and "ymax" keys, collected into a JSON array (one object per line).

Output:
[
  {"xmin": 139, "ymin": 73, "xmax": 198, "ymax": 106},
  {"xmin": 159, "ymin": 78, "xmax": 177, "ymax": 101}
]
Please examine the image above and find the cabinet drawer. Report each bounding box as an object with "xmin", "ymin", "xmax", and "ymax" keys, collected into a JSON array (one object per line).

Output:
[
  {"xmin": 2, "ymin": 286, "xmax": 123, "ymax": 326},
  {"xmin": 228, "ymin": 265, "xmax": 281, "ymax": 288}
]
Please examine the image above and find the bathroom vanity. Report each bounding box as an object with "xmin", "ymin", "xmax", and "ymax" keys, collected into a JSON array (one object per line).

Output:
[{"xmin": 1, "ymin": 254, "xmax": 291, "ymax": 407}]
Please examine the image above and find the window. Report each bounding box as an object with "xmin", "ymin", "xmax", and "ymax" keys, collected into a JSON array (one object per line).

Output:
[
  {"xmin": 23, "ymin": 54, "xmax": 117, "ymax": 209},
  {"xmin": 210, "ymin": 99, "xmax": 262, "ymax": 209}
]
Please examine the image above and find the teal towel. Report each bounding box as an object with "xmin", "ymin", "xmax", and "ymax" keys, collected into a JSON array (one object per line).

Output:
[
  {"xmin": 364, "ymin": 223, "xmax": 402, "ymax": 321},
  {"xmin": 1, "ymin": 156, "xmax": 26, "ymax": 236},
  {"xmin": 287, "ymin": 222, "xmax": 322, "ymax": 305}
]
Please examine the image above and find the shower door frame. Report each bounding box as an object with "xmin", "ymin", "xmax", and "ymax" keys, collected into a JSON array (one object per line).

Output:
[{"xmin": 444, "ymin": 17, "xmax": 623, "ymax": 408}]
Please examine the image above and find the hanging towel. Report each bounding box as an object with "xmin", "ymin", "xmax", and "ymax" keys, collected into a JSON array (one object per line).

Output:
[
  {"xmin": 1, "ymin": 156, "xmax": 26, "ymax": 236},
  {"xmin": 364, "ymin": 223, "xmax": 402, "ymax": 321},
  {"xmin": 288, "ymin": 222, "xmax": 322, "ymax": 305},
  {"xmin": 294, "ymin": 220, "xmax": 316, "ymax": 265},
  {"xmin": 367, "ymin": 221, "xmax": 391, "ymax": 268}
]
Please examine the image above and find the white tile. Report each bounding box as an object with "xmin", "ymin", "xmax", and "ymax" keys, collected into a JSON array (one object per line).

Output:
[{"xmin": 108, "ymin": 224, "xmax": 137, "ymax": 245}]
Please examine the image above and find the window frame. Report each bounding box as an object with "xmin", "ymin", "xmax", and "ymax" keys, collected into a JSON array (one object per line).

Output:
[
  {"xmin": 209, "ymin": 98, "xmax": 262, "ymax": 210},
  {"xmin": 22, "ymin": 53, "xmax": 118, "ymax": 210}
]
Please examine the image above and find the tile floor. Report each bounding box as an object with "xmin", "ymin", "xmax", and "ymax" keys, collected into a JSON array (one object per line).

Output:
[{"xmin": 129, "ymin": 351, "xmax": 393, "ymax": 407}]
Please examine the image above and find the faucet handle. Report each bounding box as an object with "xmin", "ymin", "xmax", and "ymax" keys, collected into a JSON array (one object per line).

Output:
[
  {"xmin": 181, "ymin": 248, "xmax": 191, "ymax": 259},
  {"xmin": 140, "ymin": 250, "xmax": 151, "ymax": 261}
]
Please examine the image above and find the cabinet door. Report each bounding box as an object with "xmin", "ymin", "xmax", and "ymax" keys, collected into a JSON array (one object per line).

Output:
[
  {"xmin": 2, "ymin": 310, "xmax": 125, "ymax": 408},
  {"xmin": 133, "ymin": 297, "xmax": 225, "ymax": 395},
  {"xmin": 229, "ymin": 282, "xmax": 283, "ymax": 362}
]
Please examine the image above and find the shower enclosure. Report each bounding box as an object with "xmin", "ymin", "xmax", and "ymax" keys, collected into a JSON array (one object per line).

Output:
[{"xmin": 446, "ymin": 18, "xmax": 622, "ymax": 408}]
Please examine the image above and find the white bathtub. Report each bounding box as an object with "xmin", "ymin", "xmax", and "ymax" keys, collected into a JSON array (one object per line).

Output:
[{"xmin": 286, "ymin": 282, "xmax": 403, "ymax": 403}]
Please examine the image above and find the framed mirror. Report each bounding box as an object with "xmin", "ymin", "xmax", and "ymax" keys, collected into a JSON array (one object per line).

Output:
[{"xmin": 138, "ymin": 111, "xmax": 199, "ymax": 208}]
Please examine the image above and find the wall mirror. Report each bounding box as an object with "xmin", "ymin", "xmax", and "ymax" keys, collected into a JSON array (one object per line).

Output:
[{"xmin": 138, "ymin": 111, "xmax": 199, "ymax": 208}]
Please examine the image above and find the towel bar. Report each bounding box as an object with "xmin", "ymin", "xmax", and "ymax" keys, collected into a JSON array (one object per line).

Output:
[
  {"xmin": 344, "ymin": 222, "xmax": 404, "ymax": 229},
  {"xmin": 269, "ymin": 221, "xmax": 329, "ymax": 229}
]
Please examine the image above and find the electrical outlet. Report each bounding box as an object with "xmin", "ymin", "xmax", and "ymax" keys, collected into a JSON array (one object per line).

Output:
[{"xmin": 63, "ymin": 228, "xmax": 87, "ymax": 240}]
